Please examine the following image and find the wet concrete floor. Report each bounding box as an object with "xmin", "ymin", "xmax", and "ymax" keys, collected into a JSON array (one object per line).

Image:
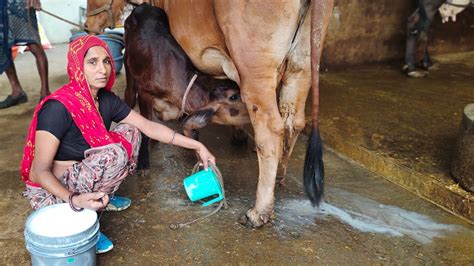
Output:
[
  {"xmin": 0, "ymin": 44, "xmax": 473, "ymax": 264},
  {"xmin": 316, "ymin": 52, "xmax": 474, "ymax": 222}
]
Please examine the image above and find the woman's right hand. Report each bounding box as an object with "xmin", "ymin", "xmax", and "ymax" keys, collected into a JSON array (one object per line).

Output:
[
  {"xmin": 196, "ymin": 143, "xmax": 216, "ymax": 171},
  {"xmin": 72, "ymin": 192, "xmax": 109, "ymax": 211}
]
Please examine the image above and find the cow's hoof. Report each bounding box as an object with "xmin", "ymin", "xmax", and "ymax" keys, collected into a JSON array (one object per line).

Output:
[
  {"xmin": 425, "ymin": 63, "xmax": 438, "ymax": 71},
  {"xmin": 137, "ymin": 169, "xmax": 150, "ymax": 177},
  {"xmin": 238, "ymin": 208, "xmax": 271, "ymax": 229},
  {"xmin": 276, "ymin": 177, "xmax": 288, "ymax": 188},
  {"xmin": 403, "ymin": 64, "xmax": 417, "ymax": 75},
  {"xmin": 420, "ymin": 62, "xmax": 433, "ymax": 70},
  {"xmin": 407, "ymin": 70, "xmax": 427, "ymax": 78}
]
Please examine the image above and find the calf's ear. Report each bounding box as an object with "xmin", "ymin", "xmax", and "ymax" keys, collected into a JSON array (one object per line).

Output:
[{"xmin": 182, "ymin": 109, "xmax": 216, "ymax": 130}]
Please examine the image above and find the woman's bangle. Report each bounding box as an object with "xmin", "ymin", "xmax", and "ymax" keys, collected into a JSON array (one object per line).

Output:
[
  {"xmin": 169, "ymin": 131, "xmax": 177, "ymax": 144},
  {"xmin": 69, "ymin": 192, "xmax": 84, "ymax": 212}
]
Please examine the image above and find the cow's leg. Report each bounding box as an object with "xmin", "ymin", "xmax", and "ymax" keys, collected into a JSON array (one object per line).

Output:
[
  {"xmin": 421, "ymin": 46, "xmax": 433, "ymax": 70},
  {"xmin": 405, "ymin": 0, "xmax": 444, "ymax": 77},
  {"xmin": 136, "ymin": 90, "xmax": 155, "ymax": 173},
  {"xmin": 418, "ymin": 0, "xmax": 442, "ymax": 71},
  {"xmin": 405, "ymin": 8, "xmax": 421, "ymax": 76},
  {"xmin": 214, "ymin": 0, "xmax": 305, "ymax": 228},
  {"xmin": 277, "ymin": 80, "xmax": 311, "ymax": 185},
  {"xmin": 277, "ymin": 75, "xmax": 310, "ymax": 188},
  {"xmin": 277, "ymin": 10, "xmax": 312, "ymax": 187},
  {"xmin": 238, "ymin": 83, "xmax": 284, "ymax": 228}
]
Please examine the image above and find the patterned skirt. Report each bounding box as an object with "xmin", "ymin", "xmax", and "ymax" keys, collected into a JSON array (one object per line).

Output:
[
  {"xmin": 24, "ymin": 124, "xmax": 142, "ymax": 210},
  {"xmin": 0, "ymin": 0, "xmax": 41, "ymax": 73}
]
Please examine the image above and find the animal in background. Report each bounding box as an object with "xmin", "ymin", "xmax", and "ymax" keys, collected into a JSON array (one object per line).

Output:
[{"xmin": 404, "ymin": 0, "xmax": 471, "ymax": 77}]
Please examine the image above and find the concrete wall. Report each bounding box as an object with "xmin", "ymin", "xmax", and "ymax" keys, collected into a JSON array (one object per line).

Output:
[
  {"xmin": 37, "ymin": 0, "xmax": 473, "ymax": 64},
  {"xmin": 323, "ymin": 0, "xmax": 474, "ymax": 66},
  {"xmin": 37, "ymin": 0, "xmax": 86, "ymax": 44}
]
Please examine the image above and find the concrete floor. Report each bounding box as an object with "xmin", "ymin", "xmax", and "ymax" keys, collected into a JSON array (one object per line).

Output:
[
  {"xmin": 316, "ymin": 52, "xmax": 474, "ymax": 222},
  {"xmin": 0, "ymin": 44, "xmax": 473, "ymax": 264}
]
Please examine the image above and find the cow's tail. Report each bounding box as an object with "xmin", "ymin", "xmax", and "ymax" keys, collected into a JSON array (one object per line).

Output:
[
  {"xmin": 304, "ymin": 126, "xmax": 324, "ymax": 206},
  {"xmin": 303, "ymin": 0, "xmax": 334, "ymax": 207}
]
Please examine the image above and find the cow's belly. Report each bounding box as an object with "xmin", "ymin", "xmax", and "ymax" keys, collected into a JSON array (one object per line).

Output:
[{"xmin": 157, "ymin": 0, "xmax": 240, "ymax": 83}]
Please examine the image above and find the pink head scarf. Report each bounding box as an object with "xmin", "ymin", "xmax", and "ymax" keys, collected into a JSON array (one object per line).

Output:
[{"xmin": 21, "ymin": 35, "xmax": 132, "ymax": 187}]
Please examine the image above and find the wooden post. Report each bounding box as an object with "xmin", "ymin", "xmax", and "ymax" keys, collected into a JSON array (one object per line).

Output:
[{"xmin": 451, "ymin": 103, "xmax": 474, "ymax": 192}]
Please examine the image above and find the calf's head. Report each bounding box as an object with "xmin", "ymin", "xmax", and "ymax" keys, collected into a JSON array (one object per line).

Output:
[{"xmin": 183, "ymin": 80, "xmax": 250, "ymax": 138}]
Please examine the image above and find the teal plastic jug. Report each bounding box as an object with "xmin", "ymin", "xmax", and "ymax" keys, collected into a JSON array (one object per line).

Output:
[{"xmin": 183, "ymin": 168, "xmax": 223, "ymax": 206}]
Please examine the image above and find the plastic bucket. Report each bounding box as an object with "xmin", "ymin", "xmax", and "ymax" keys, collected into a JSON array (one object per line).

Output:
[
  {"xmin": 69, "ymin": 31, "xmax": 124, "ymax": 73},
  {"xmin": 183, "ymin": 169, "xmax": 223, "ymax": 206},
  {"xmin": 24, "ymin": 203, "xmax": 99, "ymax": 266}
]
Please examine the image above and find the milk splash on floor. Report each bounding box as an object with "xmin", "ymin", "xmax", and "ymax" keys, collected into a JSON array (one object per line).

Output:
[{"xmin": 276, "ymin": 188, "xmax": 461, "ymax": 244}]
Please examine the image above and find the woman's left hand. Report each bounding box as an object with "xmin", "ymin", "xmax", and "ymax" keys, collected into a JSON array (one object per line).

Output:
[{"xmin": 196, "ymin": 144, "xmax": 216, "ymax": 171}]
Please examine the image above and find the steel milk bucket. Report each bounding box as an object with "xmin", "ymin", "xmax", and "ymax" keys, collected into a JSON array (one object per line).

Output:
[{"xmin": 24, "ymin": 203, "xmax": 99, "ymax": 265}]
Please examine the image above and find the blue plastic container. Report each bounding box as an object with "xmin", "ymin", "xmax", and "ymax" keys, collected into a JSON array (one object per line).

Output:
[
  {"xmin": 183, "ymin": 169, "xmax": 224, "ymax": 206},
  {"xmin": 69, "ymin": 31, "xmax": 124, "ymax": 73}
]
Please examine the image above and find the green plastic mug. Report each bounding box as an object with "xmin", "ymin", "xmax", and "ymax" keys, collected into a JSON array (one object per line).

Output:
[{"xmin": 183, "ymin": 168, "xmax": 223, "ymax": 206}]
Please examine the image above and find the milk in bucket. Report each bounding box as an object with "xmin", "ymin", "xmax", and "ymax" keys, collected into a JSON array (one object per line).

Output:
[{"xmin": 24, "ymin": 203, "xmax": 99, "ymax": 266}]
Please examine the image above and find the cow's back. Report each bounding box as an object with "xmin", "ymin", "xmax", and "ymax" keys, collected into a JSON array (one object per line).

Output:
[
  {"xmin": 124, "ymin": 5, "xmax": 167, "ymax": 77},
  {"xmin": 125, "ymin": 4, "xmax": 191, "ymax": 95}
]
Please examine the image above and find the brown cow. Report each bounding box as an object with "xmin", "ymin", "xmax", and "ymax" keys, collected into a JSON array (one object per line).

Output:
[
  {"xmin": 86, "ymin": 0, "xmax": 334, "ymax": 228},
  {"xmin": 124, "ymin": 4, "xmax": 249, "ymax": 169}
]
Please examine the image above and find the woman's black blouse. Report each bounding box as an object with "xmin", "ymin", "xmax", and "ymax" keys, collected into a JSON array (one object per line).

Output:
[{"xmin": 36, "ymin": 89, "xmax": 132, "ymax": 161}]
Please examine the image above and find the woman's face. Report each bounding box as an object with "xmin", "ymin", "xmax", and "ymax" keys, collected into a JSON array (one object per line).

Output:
[{"xmin": 83, "ymin": 46, "xmax": 112, "ymax": 90}]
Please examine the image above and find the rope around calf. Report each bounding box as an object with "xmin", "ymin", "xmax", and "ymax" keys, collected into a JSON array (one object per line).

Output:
[{"xmin": 169, "ymin": 162, "xmax": 228, "ymax": 230}]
